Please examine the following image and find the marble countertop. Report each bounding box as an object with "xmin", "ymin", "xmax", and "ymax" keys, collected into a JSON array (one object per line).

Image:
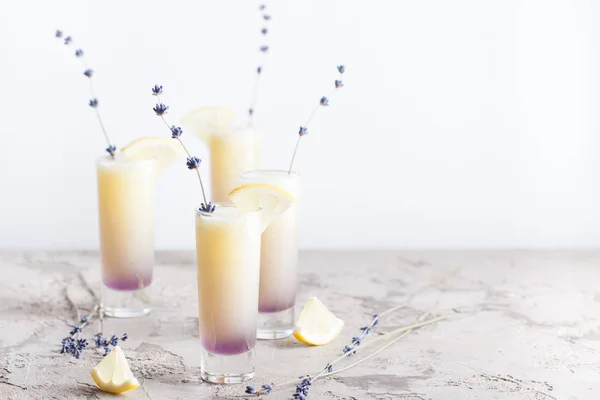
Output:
[{"xmin": 0, "ymin": 251, "xmax": 599, "ymax": 400}]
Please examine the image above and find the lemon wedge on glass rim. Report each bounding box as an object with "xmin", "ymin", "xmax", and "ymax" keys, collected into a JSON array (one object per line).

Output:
[
  {"xmin": 120, "ymin": 137, "xmax": 184, "ymax": 174},
  {"xmin": 293, "ymin": 297, "xmax": 345, "ymax": 346},
  {"xmin": 228, "ymin": 183, "xmax": 296, "ymax": 232},
  {"xmin": 90, "ymin": 346, "xmax": 140, "ymax": 394},
  {"xmin": 181, "ymin": 107, "xmax": 236, "ymax": 144}
]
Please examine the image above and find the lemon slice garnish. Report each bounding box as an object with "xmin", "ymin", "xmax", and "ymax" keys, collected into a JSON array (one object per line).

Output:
[
  {"xmin": 293, "ymin": 297, "xmax": 345, "ymax": 346},
  {"xmin": 120, "ymin": 137, "xmax": 183, "ymax": 175},
  {"xmin": 228, "ymin": 183, "xmax": 296, "ymax": 232},
  {"xmin": 90, "ymin": 346, "xmax": 140, "ymax": 394},
  {"xmin": 181, "ymin": 107, "xmax": 236, "ymax": 144}
]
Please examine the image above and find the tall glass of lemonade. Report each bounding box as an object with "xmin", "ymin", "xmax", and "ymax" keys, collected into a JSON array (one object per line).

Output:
[
  {"xmin": 97, "ymin": 138, "xmax": 181, "ymax": 318},
  {"xmin": 239, "ymin": 170, "xmax": 300, "ymax": 339},
  {"xmin": 97, "ymin": 156, "xmax": 156, "ymax": 317},
  {"xmin": 196, "ymin": 186, "xmax": 295, "ymax": 383}
]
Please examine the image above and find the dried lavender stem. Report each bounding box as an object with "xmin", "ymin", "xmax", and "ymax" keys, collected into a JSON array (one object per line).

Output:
[
  {"xmin": 65, "ymin": 287, "xmax": 81, "ymax": 327},
  {"xmin": 312, "ymin": 316, "xmax": 446, "ymax": 382},
  {"xmin": 76, "ymin": 271, "xmax": 103, "ymax": 333},
  {"xmin": 248, "ymin": 6, "xmax": 270, "ymax": 126},
  {"xmin": 156, "ymin": 95, "xmax": 209, "ymax": 207},
  {"xmin": 316, "ymin": 312, "xmax": 438, "ymax": 380},
  {"xmin": 287, "ymin": 136, "xmax": 302, "ymax": 174},
  {"xmin": 328, "ymin": 267, "xmax": 458, "ymax": 363},
  {"xmin": 253, "ymin": 267, "xmax": 457, "ymax": 396},
  {"xmin": 257, "ymin": 315, "xmax": 446, "ymax": 396},
  {"xmin": 379, "ymin": 267, "xmax": 458, "ymax": 318},
  {"xmin": 78, "ymin": 56, "xmax": 114, "ymax": 158},
  {"xmin": 194, "ymin": 168, "xmax": 209, "ymax": 207},
  {"xmin": 248, "ymin": 67, "xmax": 263, "ymax": 127},
  {"xmin": 287, "ymin": 85, "xmax": 340, "ymax": 175}
]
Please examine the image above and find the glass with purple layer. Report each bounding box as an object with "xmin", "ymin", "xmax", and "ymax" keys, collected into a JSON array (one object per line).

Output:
[
  {"xmin": 239, "ymin": 170, "xmax": 300, "ymax": 339},
  {"xmin": 97, "ymin": 156, "xmax": 155, "ymax": 318},
  {"xmin": 195, "ymin": 204, "xmax": 262, "ymax": 383}
]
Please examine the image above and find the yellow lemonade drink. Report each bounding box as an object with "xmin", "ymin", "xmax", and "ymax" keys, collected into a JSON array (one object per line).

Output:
[
  {"xmin": 97, "ymin": 156, "xmax": 156, "ymax": 317},
  {"xmin": 181, "ymin": 108, "xmax": 261, "ymax": 203},
  {"xmin": 195, "ymin": 204, "xmax": 262, "ymax": 383},
  {"xmin": 209, "ymin": 128, "xmax": 260, "ymax": 202},
  {"xmin": 239, "ymin": 170, "xmax": 300, "ymax": 339}
]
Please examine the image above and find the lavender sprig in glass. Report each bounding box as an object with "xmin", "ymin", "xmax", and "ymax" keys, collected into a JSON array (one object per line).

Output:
[
  {"xmin": 55, "ymin": 30, "xmax": 116, "ymax": 157},
  {"xmin": 287, "ymin": 65, "xmax": 345, "ymax": 174},
  {"xmin": 151, "ymin": 85, "xmax": 214, "ymax": 213},
  {"xmin": 248, "ymin": 3, "xmax": 272, "ymax": 125}
]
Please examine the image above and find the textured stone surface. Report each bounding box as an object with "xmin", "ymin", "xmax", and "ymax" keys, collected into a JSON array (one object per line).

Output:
[{"xmin": 1, "ymin": 251, "xmax": 599, "ymax": 399}]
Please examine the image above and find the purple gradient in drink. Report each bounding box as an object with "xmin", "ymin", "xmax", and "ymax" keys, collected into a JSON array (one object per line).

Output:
[
  {"xmin": 259, "ymin": 297, "xmax": 295, "ymax": 313},
  {"xmin": 202, "ymin": 336, "xmax": 256, "ymax": 356},
  {"xmin": 103, "ymin": 274, "xmax": 153, "ymax": 291}
]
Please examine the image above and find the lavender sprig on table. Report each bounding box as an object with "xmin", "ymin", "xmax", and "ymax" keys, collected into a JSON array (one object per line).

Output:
[
  {"xmin": 151, "ymin": 85, "xmax": 214, "ymax": 213},
  {"xmin": 60, "ymin": 314, "xmax": 128, "ymax": 359},
  {"xmin": 243, "ymin": 271, "xmax": 457, "ymax": 398},
  {"xmin": 340, "ymin": 313, "xmax": 379, "ymax": 357},
  {"xmin": 55, "ymin": 30, "xmax": 116, "ymax": 157},
  {"xmin": 94, "ymin": 332, "xmax": 129, "ymax": 356},
  {"xmin": 287, "ymin": 65, "xmax": 345, "ymax": 174},
  {"xmin": 248, "ymin": 4, "xmax": 272, "ymax": 125}
]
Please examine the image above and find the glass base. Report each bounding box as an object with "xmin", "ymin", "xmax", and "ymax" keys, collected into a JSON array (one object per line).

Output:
[
  {"xmin": 200, "ymin": 348, "xmax": 255, "ymax": 384},
  {"xmin": 257, "ymin": 307, "xmax": 295, "ymax": 339},
  {"xmin": 102, "ymin": 284, "xmax": 152, "ymax": 318}
]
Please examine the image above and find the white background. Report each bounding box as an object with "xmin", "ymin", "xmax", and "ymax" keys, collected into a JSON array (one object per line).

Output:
[{"xmin": 0, "ymin": 0, "xmax": 599, "ymax": 250}]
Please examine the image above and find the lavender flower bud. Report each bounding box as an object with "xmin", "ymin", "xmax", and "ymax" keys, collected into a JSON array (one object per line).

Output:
[
  {"xmin": 260, "ymin": 45, "xmax": 269, "ymax": 52},
  {"xmin": 75, "ymin": 49, "xmax": 84, "ymax": 57},
  {"xmin": 64, "ymin": 36, "xmax": 72, "ymax": 45},
  {"xmin": 262, "ymin": 384, "xmax": 273, "ymax": 393},
  {"xmin": 170, "ymin": 126, "xmax": 183, "ymax": 138},
  {"xmin": 186, "ymin": 156, "xmax": 201, "ymax": 170},
  {"xmin": 70, "ymin": 327, "xmax": 81, "ymax": 335},
  {"xmin": 337, "ymin": 65, "xmax": 345, "ymax": 74},
  {"xmin": 200, "ymin": 202, "xmax": 216, "ymax": 213},
  {"xmin": 320, "ymin": 96, "xmax": 329, "ymax": 106},
  {"xmin": 55, "ymin": 30, "xmax": 63, "ymax": 38},
  {"xmin": 298, "ymin": 126, "xmax": 308, "ymax": 136},
  {"xmin": 83, "ymin": 69, "xmax": 93, "ymax": 78},
  {"xmin": 105, "ymin": 145, "xmax": 116, "ymax": 156},
  {"xmin": 151, "ymin": 85, "xmax": 163, "ymax": 96},
  {"xmin": 153, "ymin": 103, "xmax": 169, "ymax": 116},
  {"xmin": 89, "ymin": 98, "xmax": 98, "ymax": 108},
  {"xmin": 335, "ymin": 80, "xmax": 343, "ymax": 88},
  {"xmin": 261, "ymin": 27, "xmax": 268, "ymax": 35}
]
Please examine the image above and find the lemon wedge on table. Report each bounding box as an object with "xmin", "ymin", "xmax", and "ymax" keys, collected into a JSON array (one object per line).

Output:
[
  {"xmin": 181, "ymin": 107, "xmax": 236, "ymax": 144},
  {"xmin": 229, "ymin": 183, "xmax": 296, "ymax": 232},
  {"xmin": 90, "ymin": 346, "xmax": 140, "ymax": 394},
  {"xmin": 294, "ymin": 297, "xmax": 345, "ymax": 346},
  {"xmin": 120, "ymin": 137, "xmax": 183, "ymax": 174}
]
